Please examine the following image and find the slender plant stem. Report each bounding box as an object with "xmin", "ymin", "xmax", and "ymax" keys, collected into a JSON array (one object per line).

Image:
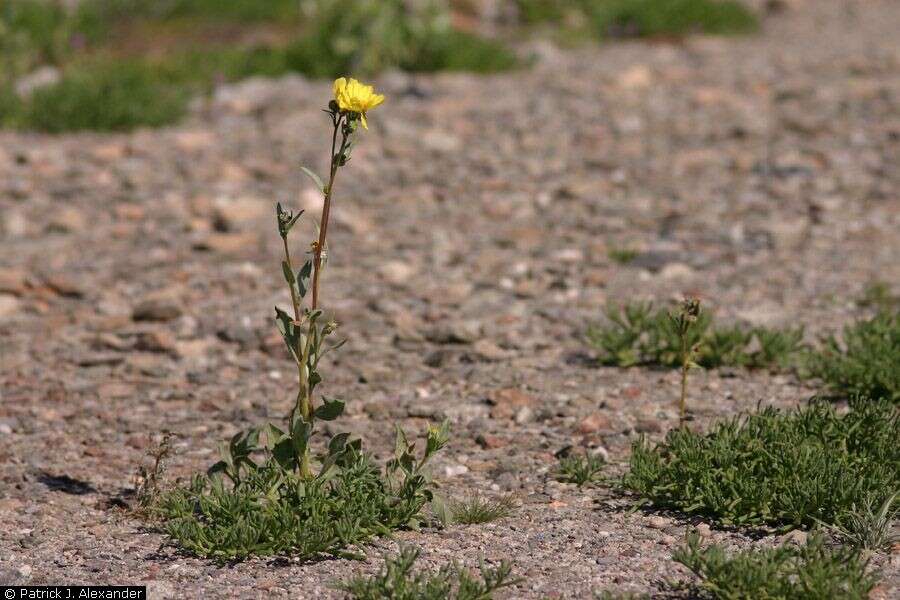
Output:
[{"xmin": 311, "ymin": 115, "xmax": 345, "ymax": 310}]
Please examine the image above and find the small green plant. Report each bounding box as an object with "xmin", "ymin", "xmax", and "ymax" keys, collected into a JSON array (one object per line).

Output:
[
  {"xmin": 156, "ymin": 81, "xmax": 451, "ymax": 561},
  {"xmin": 557, "ymin": 450, "xmax": 606, "ymax": 486},
  {"xmin": 132, "ymin": 431, "xmax": 175, "ymax": 513},
  {"xmin": 288, "ymin": 0, "xmax": 517, "ymax": 78},
  {"xmin": 594, "ymin": 592, "xmax": 649, "ymax": 600},
  {"xmin": 16, "ymin": 61, "xmax": 189, "ymax": 132},
  {"xmin": 592, "ymin": 0, "xmax": 758, "ymax": 38},
  {"xmin": 671, "ymin": 298, "xmax": 702, "ymax": 422},
  {"xmin": 449, "ymin": 494, "xmax": 517, "ymax": 525},
  {"xmin": 587, "ymin": 302, "xmax": 805, "ymax": 372},
  {"xmin": 673, "ymin": 533, "xmax": 878, "ymax": 600},
  {"xmin": 815, "ymin": 491, "xmax": 900, "ymax": 554},
  {"xmin": 806, "ymin": 310, "xmax": 899, "ymax": 402},
  {"xmin": 623, "ymin": 397, "xmax": 900, "ymax": 529},
  {"xmin": 858, "ymin": 281, "xmax": 898, "ymax": 311},
  {"xmin": 608, "ymin": 246, "xmax": 639, "ymax": 265},
  {"xmin": 337, "ymin": 546, "xmax": 520, "ymax": 600}
]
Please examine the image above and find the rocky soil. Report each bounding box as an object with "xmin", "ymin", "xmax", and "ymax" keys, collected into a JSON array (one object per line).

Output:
[{"xmin": 1, "ymin": 0, "xmax": 898, "ymax": 597}]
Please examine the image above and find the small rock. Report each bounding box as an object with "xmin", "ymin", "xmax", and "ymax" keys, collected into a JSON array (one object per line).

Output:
[
  {"xmin": 781, "ymin": 529, "xmax": 808, "ymax": 546},
  {"xmin": 577, "ymin": 413, "xmax": 612, "ymax": 434},
  {"xmin": 634, "ymin": 418, "xmax": 662, "ymax": 433},
  {"xmin": 46, "ymin": 207, "xmax": 87, "ymax": 233},
  {"xmin": 0, "ymin": 294, "xmax": 21, "ymax": 319},
  {"xmin": 133, "ymin": 297, "xmax": 183, "ymax": 322},
  {"xmin": 0, "ymin": 269, "xmax": 28, "ymax": 295},
  {"xmin": 379, "ymin": 260, "xmax": 417, "ymax": 285},
  {"xmin": 17, "ymin": 564, "xmax": 32, "ymax": 578},
  {"xmin": 135, "ymin": 330, "xmax": 178, "ymax": 354},
  {"xmin": 44, "ymin": 274, "xmax": 85, "ymax": 298},
  {"xmin": 475, "ymin": 434, "xmax": 506, "ymax": 449},
  {"xmin": 193, "ymin": 231, "xmax": 260, "ymax": 254},
  {"xmin": 444, "ymin": 464, "xmax": 469, "ymax": 478},
  {"xmin": 514, "ymin": 405, "xmax": 535, "ymax": 424},
  {"xmin": 618, "ymin": 65, "xmax": 653, "ymax": 90},
  {"xmin": 15, "ymin": 66, "xmax": 60, "ymax": 97},
  {"xmin": 212, "ymin": 197, "xmax": 270, "ymax": 232},
  {"xmin": 425, "ymin": 321, "xmax": 482, "ymax": 344},
  {"xmin": 659, "ymin": 262, "xmax": 695, "ymax": 280},
  {"xmin": 647, "ymin": 516, "xmax": 670, "ymax": 529},
  {"xmin": 472, "ymin": 339, "xmax": 509, "ymax": 361},
  {"xmin": 489, "ymin": 388, "xmax": 538, "ymax": 420}
]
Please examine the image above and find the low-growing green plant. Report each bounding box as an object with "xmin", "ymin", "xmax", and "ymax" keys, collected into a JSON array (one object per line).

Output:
[
  {"xmin": 623, "ymin": 397, "xmax": 900, "ymax": 529},
  {"xmin": 588, "ymin": 301, "xmax": 806, "ymax": 371},
  {"xmin": 806, "ymin": 310, "xmax": 899, "ymax": 402},
  {"xmin": 673, "ymin": 533, "xmax": 878, "ymax": 600},
  {"xmin": 159, "ymin": 434, "xmax": 447, "ymax": 560},
  {"xmin": 607, "ymin": 246, "xmax": 639, "ymax": 265},
  {"xmin": 815, "ymin": 491, "xmax": 900, "ymax": 554},
  {"xmin": 592, "ymin": 0, "xmax": 758, "ymax": 38},
  {"xmin": 337, "ymin": 546, "xmax": 520, "ymax": 600},
  {"xmin": 557, "ymin": 450, "xmax": 606, "ymax": 486},
  {"xmin": 449, "ymin": 494, "xmax": 517, "ymax": 525},
  {"xmin": 14, "ymin": 61, "xmax": 189, "ymax": 132},
  {"xmin": 289, "ymin": 0, "xmax": 517, "ymax": 78},
  {"xmin": 858, "ymin": 281, "xmax": 899, "ymax": 311},
  {"xmin": 155, "ymin": 80, "xmax": 451, "ymax": 561}
]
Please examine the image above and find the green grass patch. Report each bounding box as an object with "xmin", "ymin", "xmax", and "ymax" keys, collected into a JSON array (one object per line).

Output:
[
  {"xmin": 557, "ymin": 451, "xmax": 606, "ymax": 486},
  {"xmin": 19, "ymin": 61, "xmax": 188, "ymax": 132},
  {"xmin": 806, "ymin": 310, "xmax": 900, "ymax": 403},
  {"xmin": 337, "ymin": 546, "xmax": 520, "ymax": 600},
  {"xmin": 592, "ymin": 0, "xmax": 759, "ymax": 38},
  {"xmin": 448, "ymin": 494, "xmax": 517, "ymax": 525},
  {"xmin": 514, "ymin": 0, "xmax": 758, "ymax": 38},
  {"xmin": 588, "ymin": 302, "xmax": 805, "ymax": 371},
  {"xmin": 623, "ymin": 398, "xmax": 900, "ymax": 529},
  {"xmin": 157, "ymin": 444, "xmax": 439, "ymax": 561},
  {"xmin": 674, "ymin": 533, "xmax": 878, "ymax": 600}
]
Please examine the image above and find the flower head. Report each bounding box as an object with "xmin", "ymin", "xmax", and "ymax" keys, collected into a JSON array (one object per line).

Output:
[{"xmin": 333, "ymin": 77, "xmax": 385, "ymax": 130}]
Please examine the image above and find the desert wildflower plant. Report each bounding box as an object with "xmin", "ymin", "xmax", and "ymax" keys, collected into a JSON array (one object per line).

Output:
[{"xmin": 154, "ymin": 79, "xmax": 451, "ymax": 561}]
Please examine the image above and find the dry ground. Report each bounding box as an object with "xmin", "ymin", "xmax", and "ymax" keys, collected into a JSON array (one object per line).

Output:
[{"xmin": 1, "ymin": 0, "xmax": 898, "ymax": 597}]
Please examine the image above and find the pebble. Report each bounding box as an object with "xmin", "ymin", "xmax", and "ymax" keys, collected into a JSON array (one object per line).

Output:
[
  {"xmin": 133, "ymin": 298, "xmax": 183, "ymax": 322},
  {"xmin": 0, "ymin": 294, "xmax": 21, "ymax": 319}
]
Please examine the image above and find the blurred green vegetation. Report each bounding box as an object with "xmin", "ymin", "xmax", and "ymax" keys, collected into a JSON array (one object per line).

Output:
[{"xmin": 1, "ymin": 0, "xmax": 757, "ymax": 132}]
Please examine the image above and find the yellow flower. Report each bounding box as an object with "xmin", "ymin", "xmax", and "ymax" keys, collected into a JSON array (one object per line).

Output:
[{"xmin": 333, "ymin": 77, "xmax": 385, "ymax": 130}]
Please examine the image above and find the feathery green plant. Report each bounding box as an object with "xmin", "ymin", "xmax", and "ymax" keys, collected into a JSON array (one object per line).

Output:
[
  {"xmin": 623, "ymin": 397, "xmax": 900, "ymax": 529},
  {"xmin": 588, "ymin": 301, "xmax": 806, "ymax": 371},
  {"xmin": 815, "ymin": 491, "xmax": 899, "ymax": 554},
  {"xmin": 557, "ymin": 451, "xmax": 606, "ymax": 486},
  {"xmin": 337, "ymin": 546, "xmax": 520, "ymax": 600},
  {"xmin": 805, "ymin": 310, "xmax": 899, "ymax": 402},
  {"xmin": 449, "ymin": 494, "xmax": 518, "ymax": 525},
  {"xmin": 673, "ymin": 533, "xmax": 878, "ymax": 600}
]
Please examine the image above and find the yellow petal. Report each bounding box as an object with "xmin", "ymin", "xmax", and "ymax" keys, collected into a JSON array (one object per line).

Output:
[{"xmin": 360, "ymin": 113, "xmax": 369, "ymax": 130}]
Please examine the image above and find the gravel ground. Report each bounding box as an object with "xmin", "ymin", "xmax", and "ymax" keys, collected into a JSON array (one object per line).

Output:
[{"xmin": 1, "ymin": 0, "xmax": 898, "ymax": 597}]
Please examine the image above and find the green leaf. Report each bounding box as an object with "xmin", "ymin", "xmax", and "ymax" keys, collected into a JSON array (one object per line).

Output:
[
  {"xmin": 274, "ymin": 306, "xmax": 300, "ymax": 361},
  {"xmin": 315, "ymin": 398, "xmax": 345, "ymax": 421},
  {"xmin": 328, "ymin": 432, "xmax": 351, "ymax": 456},
  {"xmin": 297, "ymin": 260, "xmax": 312, "ymax": 298},
  {"xmin": 300, "ymin": 166, "xmax": 325, "ymax": 193},
  {"xmin": 281, "ymin": 260, "xmax": 296, "ymax": 285}
]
